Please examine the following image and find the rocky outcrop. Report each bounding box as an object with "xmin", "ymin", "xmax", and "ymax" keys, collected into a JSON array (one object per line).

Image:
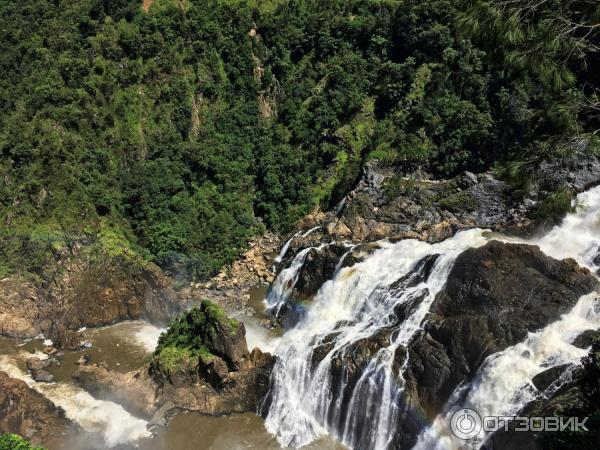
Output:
[
  {"xmin": 181, "ymin": 232, "xmax": 282, "ymax": 316},
  {"xmin": 0, "ymin": 248, "xmax": 179, "ymax": 348},
  {"xmin": 73, "ymin": 302, "xmax": 275, "ymax": 427},
  {"xmin": 0, "ymin": 371, "xmax": 75, "ymax": 445},
  {"xmin": 394, "ymin": 242, "xmax": 598, "ymax": 447}
]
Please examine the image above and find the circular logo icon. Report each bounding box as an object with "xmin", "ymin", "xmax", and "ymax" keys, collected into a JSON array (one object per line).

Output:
[{"xmin": 450, "ymin": 408, "xmax": 482, "ymax": 440}]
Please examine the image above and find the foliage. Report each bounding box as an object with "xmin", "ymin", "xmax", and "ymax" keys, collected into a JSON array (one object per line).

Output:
[
  {"xmin": 0, "ymin": 0, "xmax": 597, "ymax": 281},
  {"xmin": 153, "ymin": 301, "xmax": 238, "ymax": 374},
  {"xmin": 0, "ymin": 434, "xmax": 44, "ymax": 450}
]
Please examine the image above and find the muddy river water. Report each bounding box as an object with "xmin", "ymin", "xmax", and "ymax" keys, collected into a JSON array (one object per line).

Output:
[{"xmin": 0, "ymin": 286, "xmax": 344, "ymax": 450}]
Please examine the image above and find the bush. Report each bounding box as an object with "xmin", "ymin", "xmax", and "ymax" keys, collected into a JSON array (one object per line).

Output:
[{"xmin": 0, "ymin": 434, "xmax": 44, "ymax": 450}]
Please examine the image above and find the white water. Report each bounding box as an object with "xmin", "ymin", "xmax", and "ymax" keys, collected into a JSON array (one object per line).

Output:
[
  {"xmin": 0, "ymin": 354, "xmax": 150, "ymax": 447},
  {"xmin": 534, "ymin": 185, "xmax": 600, "ymax": 271},
  {"xmin": 134, "ymin": 322, "xmax": 166, "ymax": 352},
  {"xmin": 264, "ymin": 186, "xmax": 600, "ymax": 450},
  {"xmin": 273, "ymin": 226, "xmax": 322, "ymax": 269},
  {"xmin": 412, "ymin": 186, "xmax": 600, "ymax": 449},
  {"xmin": 264, "ymin": 229, "xmax": 489, "ymax": 449},
  {"xmin": 413, "ymin": 291, "xmax": 599, "ymax": 449},
  {"xmin": 265, "ymin": 244, "xmax": 326, "ymax": 317}
]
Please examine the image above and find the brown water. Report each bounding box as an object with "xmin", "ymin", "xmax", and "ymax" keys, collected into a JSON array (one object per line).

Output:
[{"xmin": 0, "ymin": 287, "xmax": 345, "ymax": 450}]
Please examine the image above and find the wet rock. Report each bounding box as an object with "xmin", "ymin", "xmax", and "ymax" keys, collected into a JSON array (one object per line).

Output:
[
  {"xmin": 72, "ymin": 365, "xmax": 158, "ymax": 419},
  {"xmin": 572, "ymin": 329, "xmax": 598, "ymax": 349},
  {"xmin": 292, "ymin": 244, "xmax": 350, "ymax": 301},
  {"xmin": 307, "ymin": 241, "xmax": 599, "ymax": 450},
  {"xmin": 531, "ymin": 364, "xmax": 572, "ymax": 392},
  {"xmin": 404, "ymin": 242, "xmax": 598, "ymax": 416},
  {"xmin": 0, "ymin": 370, "xmax": 73, "ymax": 445},
  {"xmin": 31, "ymin": 370, "xmax": 54, "ymax": 383}
]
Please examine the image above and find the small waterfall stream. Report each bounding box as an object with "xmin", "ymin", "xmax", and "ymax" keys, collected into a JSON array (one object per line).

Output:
[{"xmin": 263, "ymin": 186, "xmax": 600, "ymax": 450}]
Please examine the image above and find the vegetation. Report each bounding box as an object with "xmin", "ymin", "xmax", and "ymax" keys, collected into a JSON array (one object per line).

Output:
[
  {"xmin": 0, "ymin": 0, "xmax": 598, "ymax": 281},
  {"xmin": 0, "ymin": 434, "xmax": 44, "ymax": 450},
  {"xmin": 153, "ymin": 301, "xmax": 238, "ymax": 374}
]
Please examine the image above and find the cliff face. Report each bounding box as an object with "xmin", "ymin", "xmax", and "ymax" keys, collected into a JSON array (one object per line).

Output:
[{"xmin": 0, "ymin": 244, "xmax": 179, "ymax": 347}]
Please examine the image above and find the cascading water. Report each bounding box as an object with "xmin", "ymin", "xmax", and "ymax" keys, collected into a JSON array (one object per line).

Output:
[
  {"xmin": 411, "ymin": 185, "xmax": 600, "ymax": 449},
  {"xmin": 263, "ymin": 185, "xmax": 600, "ymax": 450},
  {"xmin": 534, "ymin": 185, "xmax": 600, "ymax": 271},
  {"xmin": 264, "ymin": 229, "xmax": 489, "ymax": 449},
  {"xmin": 412, "ymin": 291, "xmax": 600, "ymax": 450},
  {"xmin": 272, "ymin": 226, "xmax": 323, "ymax": 270}
]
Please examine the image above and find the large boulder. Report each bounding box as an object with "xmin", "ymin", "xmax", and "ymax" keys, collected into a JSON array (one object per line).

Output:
[
  {"xmin": 401, "ymin": 241, "xmax": 598, "ymax": 421},
  {"xmin": 74, "ymin": 302, "xmax": 275, "ymax": 427}
]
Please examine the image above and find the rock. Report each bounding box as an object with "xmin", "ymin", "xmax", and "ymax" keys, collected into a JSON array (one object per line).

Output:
[
  {"xmin": 31, "ymin": 370, "xmax": 54, "ymax": 383},
  {"xmin": 307, "ymin": 241, "xmax": 599, "ymax": 450},
  {"xmin": 72, "ymin": 365, "xmax": 158, "ymax": 419},
  {"xmin": 532, "ymin": 364, "xmax": 573, "ymax": 392},
  {"xmin": 402, "ymin": 242, "xmax": 598, "ymax": 417},
  {"xmin": 0, "ymin": 370, "xmax": 73, "ymax": 445},
  {"xmin": 292, "ymin": 244, "xmax": 350, "ymax": 301},
  {"xmin": 26, "ymin": 357, "xmax": 51, "ymax": 371},
  {"xmin": 74, "ymin": 308, "xmax": 276, "ymax": 425},
  {"xmin": 43, "ymin": 346, "xmax": 57, "ymax": 356},
  {"xmin": 572, "ymin": 329, "xmax": 598, "ymax": 349}
]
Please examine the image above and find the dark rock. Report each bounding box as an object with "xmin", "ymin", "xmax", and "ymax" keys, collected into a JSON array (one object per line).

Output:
[
  {"xmin": 31, "ymin": 370, "xmax": 54, "ymax": 383},
  {"xmin": 292, "ymin": 244, "xmax": 350, "ymax": 301},
  {"xmin": 199, "ymin": 355, "xmax": 231, "ymax": 388},
  {"xmin": 572, "ymin": 329, "xmax": 598, "ymax": 349},
  {"xmin": 307, "ymin": 240, "xmax": 599, "ymax": 450},
  {"xmin": 407, "ymin": 241, "xmax": 598, "ymax": 416},
  {"xmin": 532, "ymin": 364, "xmax": 572, "ymax": 392}
]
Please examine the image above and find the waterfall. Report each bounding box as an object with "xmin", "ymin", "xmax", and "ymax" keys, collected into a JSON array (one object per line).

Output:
[
  {"xmin": 265, "ymin": 246, "xmax": 318, "ymax": 317},
  {"xmin": 272, "ymin": 226, "xmax": 322, "ymax": 270},
  {"xmin": 412, "ymin": 185, "xmax": 600, "ymax": 450},
  {"xmin": 263, "ymin": 229, "xmax": 489, "ymax": 449},
  {"xmin": 263, "ymin": 185, "xmax": 600, "ymax": 450},
  {"xmin": 534, "ymin": 185, "xmax": 600, "ymax": 271}
]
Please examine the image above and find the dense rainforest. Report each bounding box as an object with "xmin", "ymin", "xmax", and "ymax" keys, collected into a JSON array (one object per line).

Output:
[{"xmin": 0, "ymin": 0, "xmax": 598, "ymax": 282}]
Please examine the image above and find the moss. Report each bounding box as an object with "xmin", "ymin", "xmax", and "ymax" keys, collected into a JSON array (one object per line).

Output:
[
  {"xmin": 153, "ymin": 346, "xmax": 194, "ymax": 376},
  {"xmin": 534, "ymin": 187, "xmax": 575, "ymax": 221},
  {"xmin": 153, "ymin": 301, "xmax": 240, "ymax": 375},
  {"xmin": 383, "ymin": 176, "xmax": 417, "ymax": 201},
  {"xmin": 437, "ymin": 191, "xmax": 476, "ymax": 213},
  {"xmin": 201, "ymin": 300, "xmax": 240, "ymax": 332}
]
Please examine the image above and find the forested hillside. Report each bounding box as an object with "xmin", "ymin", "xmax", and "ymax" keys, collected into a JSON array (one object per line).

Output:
[{"xmin": 0, "ymin": 0, "xmax": 598, "ymax": 281}]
